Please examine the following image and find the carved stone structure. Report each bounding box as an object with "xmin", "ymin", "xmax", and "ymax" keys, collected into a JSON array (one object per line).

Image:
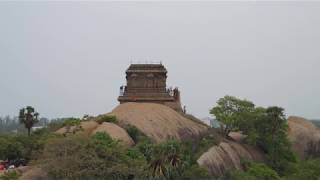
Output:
[{"xmin": 118, "ymin": 64, "xmax": 182, "ymax": 112}]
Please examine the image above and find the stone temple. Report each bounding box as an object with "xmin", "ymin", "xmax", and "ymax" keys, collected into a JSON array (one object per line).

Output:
[{"xmin": 118, "ymin": 64, "xmax": 182, "ymax": 112}]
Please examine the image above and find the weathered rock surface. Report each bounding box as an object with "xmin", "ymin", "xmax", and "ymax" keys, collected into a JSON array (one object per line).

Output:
[
  {"xmin": 108, "ymin": 102, "xmax": 208, "ymax": 143},
  {"xmin": 92, "ymin": 122, "xmax": 135, "ymax": 146},
  {"xmin": 287, "ymin": 116, "xmax": 320, "ymax": 159},
  {"xmin": 198, "ymin": 116, "xmax": 320, "ymax": 176},
  {"xmin": 56, "ymin": 103, "xmax": 207, "ymax": 144},
  {"xmin": 197, "ymin": 141, "xmax": 264, "ymax": 177},
  {"xmin": 56, "ymin": 121, "xmax": 99, "ymax": 136}
]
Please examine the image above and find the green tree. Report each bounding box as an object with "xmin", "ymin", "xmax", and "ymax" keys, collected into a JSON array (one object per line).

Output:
[
  {"xmin": 19, "ymin": 106, "xmax": 39, "ymax": 136},
  {"xmin": 284, "ymin": 159, "xmax": 320, "ymax": 180},
  {"xmin": 256, "ymin": 107, "xmax": 296, "ymax": 174},
  {"xmin": 211, "ymin": 96, "xmax": 297, "ymax": 175},
  {"xmin": 210, "ymin": 96, "xmax": 255, "ymax": 137}
]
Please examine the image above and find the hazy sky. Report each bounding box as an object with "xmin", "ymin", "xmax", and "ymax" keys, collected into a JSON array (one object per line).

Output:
[{"xmin": 0, "ymin": 2, "xmax": 319, "ymax": 119}]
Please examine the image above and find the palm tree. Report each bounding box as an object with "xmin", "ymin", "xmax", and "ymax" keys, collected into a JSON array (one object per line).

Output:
[
  {"xmin": 150, "ymin": 156, "xmax": 167, "ymax": 178},
  {"xmin": 19, "ymin": 106, "xmax": 39, "ymax": 136},
  {"xmin": 167, "ymin": 153, "xmax": 181, "ymax": 168},
  {"xmin": 149, "ymin": 142, "xmax": 183, "ymax": 179}
]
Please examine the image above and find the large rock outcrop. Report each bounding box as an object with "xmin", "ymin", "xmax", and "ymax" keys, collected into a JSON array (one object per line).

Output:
[
  {"xmin": 108, "ymin": 102, "xmax": 208, "ymax": 143},
  {"xmin": 92, "ymin": 122, "xmax": 135, "ymax": 146},
  {"xmin": 287, "ymin": 116, "xmax": 320, "ymax": 159},
  {"xmin": 56, "ymin": 121, "xmax": 134, "ymax": 147},
  {"xmin": 197, "ymin": 141, "xmax": 264, "ymax": 177},
  {"xmin": 56, "ymin": 121, "xmax": 99, "ymax": 135},
  {"xmin": 198, "ymin": 116, "xmax": 320, "ymax": 177},
  {"xmin": 56, "ymin": 103, "xmax": 208, "ymax": 144}
]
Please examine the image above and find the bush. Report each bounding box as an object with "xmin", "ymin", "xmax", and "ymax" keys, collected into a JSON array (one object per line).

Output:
[
  {"xmin": 228, "ymin": 162, "xmax": 281, "ymax": 180},
  {"xmin": 92, "ymin": 132, "xmax": 119, "ymax": 149},
  {"xmin": 125, "ymin": 125, "xmax": 149, "ymax": 143},
  {"xmin": 181, "ymin": 165, "xmax": 211, "ymax": 180},
  {"xmin": 0, "ymin": 171, "xmax": 19, "ymax": 180},
  {"xmin": 95, "ymin": 115, "xmax": 117, "ymax": 124},
  {"xmin": 62, "ymin": 118, "xmax": 81, "ymax": 127},
  {"xmin": 284, "ymin": 159, "xmax": 320, "ymax": 180},
  {"xmin": 0, "ymin": 127, "xmax": 62, "ymax": 163},
  {"xmin": 40, "ymin": 133, "xmax": 147, "ymax": 180}
]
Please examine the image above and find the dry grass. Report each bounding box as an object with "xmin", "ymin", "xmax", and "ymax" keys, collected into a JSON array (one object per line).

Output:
[{"xmin": 19, "ymin": 167, "xmax": 47, "ymax": 180}]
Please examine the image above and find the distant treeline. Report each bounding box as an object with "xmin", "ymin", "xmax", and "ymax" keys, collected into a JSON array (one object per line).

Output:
[
  {"xmin": 311, "ymin": 120, "xmax": 320, "ymax": 128},
  {"xmin": 0, "ymin": 116, "xmax": 27, "ymax": 133},
  {"xmin": 0, "ymin": 116, "xmax": 49, "ymax": 133}
]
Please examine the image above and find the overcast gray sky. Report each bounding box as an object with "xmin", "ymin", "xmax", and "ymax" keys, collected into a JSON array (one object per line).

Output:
[{"xmin": 0, "ymin": 1, "xmax": 319, "ymax": 119}]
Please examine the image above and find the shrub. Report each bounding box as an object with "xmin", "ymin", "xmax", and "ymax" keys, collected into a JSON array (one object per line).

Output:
[
  {"xmin": 0, "ymin": 171, "xmax": 19, "ymax": 180},
  {"xmin": 40, "ymin": 134, "xmax": 147, "ymax": 180},
  {"xmin": 284, "ymin": 159, "xmax": 320, "ymax": 180},
  {"xmin": 228, "ymin": 162, "xmax": 281, "ymax": 180},
  {"xmin": 125, "ymin": 125, "xmax": 149, "ymax": 143},
  {"xmin": 95, "ymin": 115, "xmax": 117, "ymax": 124},
  {"xmin": 180, "ymin": 165, "xmax": 211, "ymax": 180},
  {"xmin": 62, "ymin": 118, "xmax": 81, "ymax": 127},
  {"xmin": 92, "ymin": 132, "xmax": 119, "ymax": 149},
  {"xmin": 0, "ymin": 129, "xmax": 62, "ymax": 163}
]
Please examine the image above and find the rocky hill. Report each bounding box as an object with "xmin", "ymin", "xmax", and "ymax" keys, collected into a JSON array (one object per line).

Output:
[
  {"xmin": 56, "ymin": 103, "xmax": 208, "ymax": 144},
  {"xmin": 53, "ymin": 106, "xmax": 320, "ymax": 178},
  {"xmin": 197, "ymin": 116, "xmax": 320, "ymax": 176},
  {"xmin": 287, "ymin": 116, "xmax": 320, "ymax": 159},
  {"xmin": 108, "ymin": 102, "xmax": 208, "ymax": 143},
  {"xmin": 56, "ymin": 120, "xmax": 134, "ymax": 147}
]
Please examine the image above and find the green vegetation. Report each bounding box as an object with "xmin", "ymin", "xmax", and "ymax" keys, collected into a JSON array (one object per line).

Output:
[
  {"xmin": 39, "ymin": 131, "xmax": 212, "ymax": 180},
  {"xmin": 210, "ymin": 95, "xmax": 255, "ymax": 137},
  {"xmin": 226, "ymin": 162, "xmax": 281, "ymax": 180},
  {"xmin": 0, "ymin": 128, "xmax": 61, "ymax": 162},
  {"xmin": 125, "ymin": 125, "xmax": 151, "ymax": 144},
  {"xmin": 284, "ymin": 159, "xmax": 320, "ymax": 180},
  {"xmin": 62, "ymin": 118, "xmax": 81, "ymax": 126},
  {"xmin": 18, "ymin": 106, "xmax": 39, "ymax": 136},
  {"xmin": 0, "ymin": 97, "xmax": 319, "ymax": 179},
  {"xmin": 211, "ymin": 96, "xmax": 296, "ymax": 175},
  {"xmin": 210, "ymin": 96, "xmax": 320, "ymax": 179},
  {"xmin": 95, "ymin": 115, "xmax": 118, "ymax": 124},
  {"xmin": 0, "ymin": 116, "xmax": 216, "ymax": 180},
  {"xmin": 254, "ymin": 107, "xmax": 296, "ymax": 175},
  {"xmin": 222, "ymin": 159, "xmax": 320, "ymax": 180},
  {"xmin": 41, "ymin": 133, "xmax": 146, "ymax": 179},
  {"xmin": 310, "ymin": 120, "xmax": 320, "ymax": 128},
  {"xmin": 0, "ymin": 171, "xmax": 20, "ymax": 180}
]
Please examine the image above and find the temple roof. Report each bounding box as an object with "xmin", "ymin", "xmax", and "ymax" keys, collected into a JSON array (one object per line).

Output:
[{"xmin": 126, "ymin": 64, "xmax": 167, "ymax": 73}]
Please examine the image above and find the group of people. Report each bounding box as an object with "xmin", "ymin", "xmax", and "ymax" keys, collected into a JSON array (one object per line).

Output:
[
  {"xmin": 0, "ymin": 159, "xmax": 26, "ymax": 172},
  {"xmin": 119, "ymin": 85, "xmax": 126, "ymax": 96},
  {"xmin": 167, "ymin": 87, "xmax": 179, "ymax": 98}
]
